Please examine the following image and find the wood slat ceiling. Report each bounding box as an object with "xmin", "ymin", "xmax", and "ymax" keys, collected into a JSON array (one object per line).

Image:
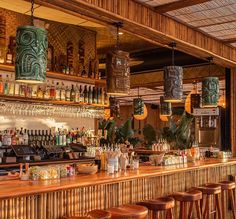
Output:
[{"xmin": 136, "ymin": 0, "xmax": 236, "ymax": 47}]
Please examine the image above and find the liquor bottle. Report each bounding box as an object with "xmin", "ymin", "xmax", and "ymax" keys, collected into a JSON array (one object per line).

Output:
[
  {"xmin": 75, "ymin": 84, "xmax": 80, "ymax": 103},
  {"xmin": 104, "ymin": 90, "xmax": 109, "ymax": 106},
  {"xmin": 88, "ymin": 86, "xmax": 92, "ymax": 104},
  {"xmin": 37, "ymin": 130, "xmax": 42, "ymax": 146},
  {"xmin": 50, "ymin": 81, "xmax": 56, "ymax": 100},
  {"xmin": 81, "ymin": 65, "xmax": 87, "ymax": 77},
  {"xmin": 29, "ymin": 130, "xmax": 34, "ymax": 145},
  {"xmin": 6, "ymin": 47, "xmax": 13, "ymax": 64},
  {"xmin": 37, "ymin": 86, "xmax": 44, "ymax": 99},
  {"xmin": 98, "ymin": 88, "xmax": 102, "ymax": 104},
  {"xmin": 11, "ymin": 130, "xmax": 17, "ymax": 145},
  {"xmin": 70, "ymin": 84, "xmax": 76, "ymax": 102},
  {"xmin": 23, "ymin": 129, "xmax": 29, "ymax": 145},
  {"xmin": 41, "ymin": 130, "xmax": 45, "ymax": 146},
  {"xmin": 92, "ymin": 86, "xmax": 96, "ymax": 104},
  {"xmin": 66, "ymin": 131, "xmax": 72, "ymax": 145},
  {"xmin": 34, "ymin": 130, "xmax": 38, "ymax": 145},
  {"xmin": 45, "ymin": 130, "xmax": 49, "ymax": 145},
  {"xmin": 83, "ymin": 85, "xmax": 88, "ymax": 104},
  {"xmin": 60, "ymin": 82, "xmax": 66, "ymax": 101},
  {"xmin": 96, "ymin": 87, "xmax": 100, "ymax": 104},
  {"xmin": 0, "ymin": 74, "xmax": 3, "ymax": 94},
  {"xmin": 4, "ymin": 75, "xmax": 9, "ymax": 95},
  {"xmin": 100, "ymin": 88, "xmax": 104, "ymax": 105},
  {"xmin": 65, "ymin": 86, "xmax": 70, "ymax": 101},
  {"xmin": 19, "ymin": 127, "xmax": 24, "ymax": 145},
  {"xmin": 49, "ymin": 129, "xmax": 55, "ymax": 145},
  {"xmin": 55, "ymin": 82, "xmax": 61, "ymax": 100},
  {"xmin": 79, "ymin": 85, "xmax": 84, "ymax": 103},
  {"xmin": 8, "ymin": 76, "xmax": 16, "ymax": 95},
  {"xmin": 14, "ymin": 81, "xmax": 20, "ymax": 96},
  {"xmin": 43, "ymin": 81, "xmax": 50, "ymax": 99}
]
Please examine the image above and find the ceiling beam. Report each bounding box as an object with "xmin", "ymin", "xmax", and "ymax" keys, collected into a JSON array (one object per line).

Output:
[
  {"xmin": 32, "ymin": 0, "xmax": 236, "ymax": 67},
  {"xmin": 154, "ymin": 0, "xmax": 211, "ymax": 13},
  {"xmin": 131, "ymin": 65, "xmax": 225, "ymax": 88},
  {"xmin": 222, "ymin": 38, "xmax": 236, "ymax": 44}
]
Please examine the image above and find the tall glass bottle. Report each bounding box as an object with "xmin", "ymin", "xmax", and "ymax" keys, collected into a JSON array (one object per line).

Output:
[
  {"xmin": 70, "ymin": 84, "xmax": 76, "ymax": 102},
  {"xmin": 88, "ymin": 86, "xmax": 92, "ymax": 104},
  {"xmin": 50, "ymin": 81, "xmax": 56, "ymax": 100},
  {"xmin": 55, "ymin": 82, "xmax": 61, "ymax": 100},
  {"xmin": 75, "ymin": 83, "xmax": 80, "ymax": 103},
  {"xmin": 0, "ymin": 74, "xmax": 3, "ymax": 94},
  {"xmin": 83, "ymin": 85, "xmax": 88, "ymax": 104},
  {"xmin": 65, "ymin": 86, "xmax": 70, "ymax": 101},
  {"xmin": 60, "ymin": 82, "xmax": 66, "ymax": 101},
  {"xmin": 92, "ymin": 86, "xmax": 96, "ymax": 104},
  {"xmin": 4, "ymin": 75, "xmax": 9, "ymax": 95},
  {"xmin": 79, "ymin": 85, "xmax": 84, "ymax": 103},
  {"xmin": 8, "ymin": 75, "xmax": 14, "ymax": 96}
]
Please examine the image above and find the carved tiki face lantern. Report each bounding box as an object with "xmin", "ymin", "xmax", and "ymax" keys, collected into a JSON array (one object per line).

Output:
[
  {"xmin": 15, "ymin": 26, "xmax": 48, "ymax": 84},
  {"xmin": 202, "ymin": 77, "xmax": 219, "ymax": 107},
  {"xmin": 164, "ymin": 66, "xmax": 183, "ymax": 103},
  {"xmin": 106, "ymin": 49, "xmax": 130, "ymax": 96}
]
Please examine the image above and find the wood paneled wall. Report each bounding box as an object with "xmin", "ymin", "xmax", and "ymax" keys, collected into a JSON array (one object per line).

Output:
[{"xmin": 230, "ymin": 68, "xmax": 236, "ymax": 156}]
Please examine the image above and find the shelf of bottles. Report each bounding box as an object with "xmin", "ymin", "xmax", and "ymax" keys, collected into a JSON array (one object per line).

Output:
[
  {"xmin": 0, "ymin": 127, "xmax": 98, "ymax": 160},
  {"xmin": 0, "ymin": 70, "xmax": 109, "ymax": 118}
]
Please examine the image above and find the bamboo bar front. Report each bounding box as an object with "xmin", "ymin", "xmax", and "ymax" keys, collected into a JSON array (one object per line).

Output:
[{"xmin": 0, "ymin": 159, "xmax": 236, "ymax": 219}]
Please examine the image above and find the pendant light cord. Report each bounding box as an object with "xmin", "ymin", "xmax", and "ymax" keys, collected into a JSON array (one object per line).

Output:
[
  {"xmin": 116, "ymin": 24, "xmax": 119, "ymax": 49},
  {"xmin": 208, "ymin": 57, "xmax": 213, "ymax": 76},
  {"xmin": 114, "ymin": 22, "xmax": 123, "ymax": 49},
  {"xmin": 170, "ymin": 42, "xmax": 176, "ymax": 66},
  {"xmin": 31, "ymin": 0, "xmax": 35, "ymax": 26}
]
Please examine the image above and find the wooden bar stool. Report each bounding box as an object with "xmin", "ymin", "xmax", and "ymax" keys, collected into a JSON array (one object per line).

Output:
[
  {"xmin": 172, "ymin": 190, "xmax": 202, "ymax": 219},
  {"xmin": 218, "ymin": 181, "xmax": 236, "ymax": 219},
  {"xmin": 137, "ymin": 197, "xmax": 175, "ymax": 219},
  {"xmin": 196, "ymin": 184, "xmax": 222, "ymax": 219},
  {"xmin": 61, "ymin": 209, "xmax": 111, "ymax": 219},
  {"xmin": 108, "ymin": 204, "xmax": 148, "ymax": 219}
]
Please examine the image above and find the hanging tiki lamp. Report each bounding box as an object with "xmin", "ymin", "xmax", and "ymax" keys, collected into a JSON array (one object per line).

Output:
[
  {"xmin": 202, "ymin": 57, "xmax": 219, "ymax": 107},
  {"xmin": 15, "ymin": 0, "xmax": 48, "ymax": 84},
  {"xmin": 106, "ymin": 22, "xmax": 130, "ymax": 96},
  {"xmin": 133, "ymin": 87, "xmax": 144, "ymax": 116},
  {"xmin": 164, "ymin": 42, "xmax": 183, "ymax": 102},
  {"xmin": 159, "ymin": 115, "xmax": 169, "ymax": 122},
  {"xmin": 160, "ymin": 96, "xmax": 172, "ymax": 116},
  {"xmin": 134, "ymin": 104, "xmax": 148, "ymax": 120},
  {"xmin": 185, "ymin": 82, "xmax": 201, "ymax": 114},
  {"xmin": 109, "ymin": 96, "xmax": 120, "ymax": 118}
]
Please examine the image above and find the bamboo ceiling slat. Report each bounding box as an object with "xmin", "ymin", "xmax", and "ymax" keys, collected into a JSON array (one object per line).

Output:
[{"xmin": 165, "ymin": 0, "xmax": 236, "ymax": 46}]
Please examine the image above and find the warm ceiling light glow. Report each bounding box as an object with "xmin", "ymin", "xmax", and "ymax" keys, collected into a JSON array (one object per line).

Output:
[{"xmin": 118, "ymin": 32, "xmax": 123, "ymax": 35}]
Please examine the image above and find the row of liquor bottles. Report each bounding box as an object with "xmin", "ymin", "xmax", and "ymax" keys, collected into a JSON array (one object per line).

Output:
[
  {"xmin": 0, "ymin": 127, "xmax": 93, "ymax": 147},
  {"xmin": 0, "ymin": 75, "xmax": 109, "ymax": 104}
]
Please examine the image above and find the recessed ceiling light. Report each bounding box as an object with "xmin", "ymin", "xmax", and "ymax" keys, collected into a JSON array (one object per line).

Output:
[{"xmin": 118, "ymin": 32, "xmax": 124, "ymax": 35}]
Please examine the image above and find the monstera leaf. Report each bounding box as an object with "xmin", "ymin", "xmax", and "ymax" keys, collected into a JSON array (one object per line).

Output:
[
  {"xmin": 161, "ymin": 112, "xmax": 194, "ymax": 150},
  {"xmin": 143, "ymin": 124, "xmax": 156, "ymax": 145},
  {"xmin": 116, "ymin": 118, "xmax": 134, "ymax": 143}
]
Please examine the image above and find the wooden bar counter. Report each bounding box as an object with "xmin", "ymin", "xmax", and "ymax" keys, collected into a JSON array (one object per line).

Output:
[{"xmin": 1, "ymin": 159, "xmax": 236, "ymax": 219}]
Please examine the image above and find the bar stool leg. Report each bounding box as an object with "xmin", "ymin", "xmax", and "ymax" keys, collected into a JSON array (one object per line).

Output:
[
  {"xmin": 229, "ymin": 189, "xmax": 236, "ymax": 219},
  {"xmin": 179, "ymin": 202, "xmax": 184, "ymax": 219},
  {"xmin": 215, "ymin": 193, "xmax": 222, "ymax": 219},
  {"xmin": 166, "ymin": 208, "xmax": 173, "ymax": 219},
  {"xmin": 221, "ymin": 191, "xmax": 226, "ymax": 219},
  {"xmin": 195, "ymin": 201, "xmax": 202, "ymax": 219},
  {"xmin": 152, "ymin": 210, "xmax": 159, "ymax": 219},
  {"xmin": 203, "ymin": 195, "xmax": 210, "ymax": 219},
  {"xmin": 187, "ymin": 202, "xmax": 193, "ymax": 219}
]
